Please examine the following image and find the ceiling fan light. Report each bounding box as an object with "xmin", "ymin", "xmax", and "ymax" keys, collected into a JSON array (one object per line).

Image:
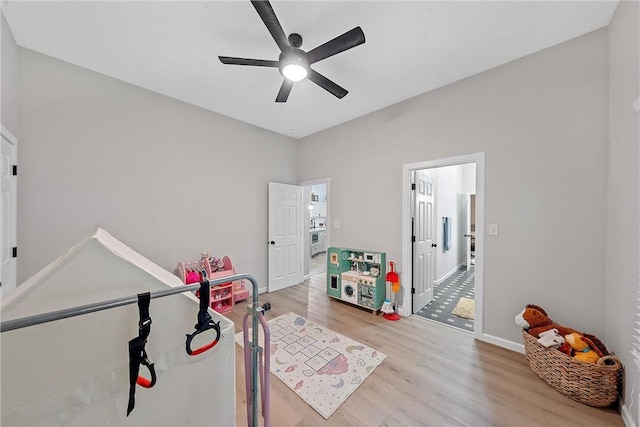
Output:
[
  {"xmin": 280, "ymin": 49, "xmax": 309, "ymax": 82},
  {"xmin": 282, "ymin": 63, "xmax": 308, "ymax": 81}
]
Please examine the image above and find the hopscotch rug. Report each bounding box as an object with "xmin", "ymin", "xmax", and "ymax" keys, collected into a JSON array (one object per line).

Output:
[{"xmin": 235, "ymin": 312, "xmax": 387, "ymax": 419}]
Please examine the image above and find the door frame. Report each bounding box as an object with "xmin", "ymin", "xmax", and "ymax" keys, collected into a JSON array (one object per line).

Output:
[
  {"xmin": 402, "ymin": 152, "xmax": 485, "ymax": 338},
  {"xmin": 298, "ymin": 177, "xmax": 330, "ymax": 279}
]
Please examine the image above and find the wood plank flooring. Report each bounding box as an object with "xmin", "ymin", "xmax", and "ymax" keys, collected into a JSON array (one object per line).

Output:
[{"xmin": 225, "ymin": 274, "xmax": 624, "ymax": 426}]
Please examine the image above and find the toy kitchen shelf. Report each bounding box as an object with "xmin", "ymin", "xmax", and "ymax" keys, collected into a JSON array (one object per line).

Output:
[
  {"xmin": 326, "ymin": 247, "xmax": 386, "ymax": 314},
  {"xmin": 177, "ymin": 255, "xmax": 249, "ymax": 315}
]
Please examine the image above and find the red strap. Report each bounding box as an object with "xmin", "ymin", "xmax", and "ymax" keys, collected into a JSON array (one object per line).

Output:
[
  {"xmin": 136, "ymin": 376, "xmax": 153, "ymax": 388},
  {"xmin": 188, "ymin": 338, "xmax": 220, "ymax": 356}
]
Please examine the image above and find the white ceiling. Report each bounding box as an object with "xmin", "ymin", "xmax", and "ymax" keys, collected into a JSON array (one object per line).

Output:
[{"xmin": 2, "ymin": 1, "xmax": 618, "ymax": 139}]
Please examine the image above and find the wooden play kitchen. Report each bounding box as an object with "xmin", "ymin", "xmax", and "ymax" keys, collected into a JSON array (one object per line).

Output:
[{"xmin": 326, "ymin": 247, "xmax": 386, "ymax": 313}]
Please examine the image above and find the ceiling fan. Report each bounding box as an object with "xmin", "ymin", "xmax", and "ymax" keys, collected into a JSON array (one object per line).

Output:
[{"xmin": 218, "ymin": 0, "xmax": 365, "ymax": 103}]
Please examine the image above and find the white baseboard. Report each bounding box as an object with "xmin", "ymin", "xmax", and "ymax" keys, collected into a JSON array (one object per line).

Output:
[
  {"xmin": 477, "ymin": 332, "xmax": 525, "ymax": 354},
  {"xmin": 436, "ymin": 263, "xmax": 465, "ymax": 285},
  {"xmin": 621, "ymin": 401, "xmax": 636, "ymax": 427}
]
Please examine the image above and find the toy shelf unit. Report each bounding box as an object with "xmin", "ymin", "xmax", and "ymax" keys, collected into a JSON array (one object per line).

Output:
[
  {"xmin": 326, "ymin": 247, "xmax": 386, "ymax": 313},
  {"xmin": 213, "ymin": 255, "xmax": 250, "ymax": 303},
  {"xmin": 177, "ymin": 255, "xmax": 249, "ymax": 315}
]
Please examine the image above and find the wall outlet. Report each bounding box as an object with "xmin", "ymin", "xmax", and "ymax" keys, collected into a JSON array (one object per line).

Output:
[
  {"xmin": 488, "ymin": 223, "xmax": 499, "ymax": 236},
  {"xmin": 334, "ymin": 220, "xmax": 341, "ymax": 229}
]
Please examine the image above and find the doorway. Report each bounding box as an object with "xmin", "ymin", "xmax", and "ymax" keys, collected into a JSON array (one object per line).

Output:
[
  {"xmin": 267, "ymin": 182, "xmax": 304, "ymax": 293},
  {"xmin": 412, "ymin": 164, "xmax": 476, "ymax": 332},
  {"xmin": 267, "ymin": 178, "xmax": 330, "ymax": 293},
  {"xmin": 401, "ymin": 153, "xmax": 485, "ymax": 336},
  {"xmin": 299, "ymin": 178, "xmax": 330, "ymax": 278}
]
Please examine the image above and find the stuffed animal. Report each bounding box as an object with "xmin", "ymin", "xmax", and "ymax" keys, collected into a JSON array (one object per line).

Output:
[
  {"xmin": 537, "ymin": 328, "xmax": 565, "ymax": 348},
  {"xmin": 515, "ymin": 304, "xmax": 580, "ymax": 338},
  {"xmin": 583, "ymin": 333, "xmax": 610, "ymax": 356},
  {"xmin": 557, "ymin": 341, "xmax": 573, "ymax": 356},
  {"xmin": 565, "ymin": 333, "xmax": 604, "ymax": 363}
]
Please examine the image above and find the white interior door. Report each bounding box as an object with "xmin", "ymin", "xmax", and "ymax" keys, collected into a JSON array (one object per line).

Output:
[
  {"xmin": 268, "ymin": 182, "xmax": 303, "ymax": 292},
  {"xmin": 412, "ymin": 171, "xmax": 434, "ymax": 313},
  {"xmin": 1, "ymin": 128, "xmax": 17, "ymax": 297}
]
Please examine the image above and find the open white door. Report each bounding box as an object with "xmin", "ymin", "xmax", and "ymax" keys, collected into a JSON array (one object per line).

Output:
[
  {"xmin": 412, "ymin": 171, "xmax": 435, "ymax": 313},
  {"xmin": 268, "ymin": 182, "xmax": 303, "ymax": 292},
  {"xmin": 1, "ymin": 127, "xmax": 17, "ymax": 297}
]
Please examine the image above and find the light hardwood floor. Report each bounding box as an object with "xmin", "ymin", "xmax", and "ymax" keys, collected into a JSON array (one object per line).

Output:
[{"xmin": 225, "ymin": 274, "xmax": 624, "ymax": 426}]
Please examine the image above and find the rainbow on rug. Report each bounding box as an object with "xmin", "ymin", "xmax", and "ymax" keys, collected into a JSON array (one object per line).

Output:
[{"xmin": 235, "ymin": 312, "xmax": 387, "ymax": 419}]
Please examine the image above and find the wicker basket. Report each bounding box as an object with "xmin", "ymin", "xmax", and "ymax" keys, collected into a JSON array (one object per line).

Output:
[{"xmin": 522, "ymin": 330, "xmax": 622, "ymax": 407}]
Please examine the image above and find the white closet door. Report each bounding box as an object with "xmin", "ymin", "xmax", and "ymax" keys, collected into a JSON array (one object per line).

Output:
[{"xmin": 1, "ymin": 127, "xmax": 17, "ymax": 297}]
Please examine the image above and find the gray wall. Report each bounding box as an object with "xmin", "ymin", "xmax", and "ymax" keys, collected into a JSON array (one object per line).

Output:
[
  {"xmin": 17, "ymin": 48, "xmax": 298, "ymax": 289},
  {"xmin": 299, "ymin": 28, "xmax": 610, "ymax": 343},
  {"xmin": 1, "ymin": 12, "xmax": 19, "ymax": 135},
  {"xmin": 606, "ymin": 0, "xmax": 639, "ymax": 424}
]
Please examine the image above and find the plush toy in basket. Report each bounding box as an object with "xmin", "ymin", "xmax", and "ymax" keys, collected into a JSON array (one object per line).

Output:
[
  {"xmin": 515, "ymin": 304, "xmax": 611, "ymax": 360},
  {"xmin": 515, "ymin": 304, "xmax": 581, "ymax": 338},
  {"xmin": 515, "ymin": 304, "xmax": 622, "ymax": 407}
]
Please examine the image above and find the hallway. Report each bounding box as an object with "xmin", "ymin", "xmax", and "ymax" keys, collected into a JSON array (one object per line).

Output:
[
  {"xmin": 415, "ymin": 267, "xmax": 475, "ymax": 332},
  {"xmin": 309, "ymin": 252, "xmax": 326, "ymax": 276}
]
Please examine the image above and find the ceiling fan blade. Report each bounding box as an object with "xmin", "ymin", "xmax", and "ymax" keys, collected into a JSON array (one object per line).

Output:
[
  {"xmin": 218, "ymin": 56, "xmax": 279, "ymax": 67},
  {"xmin": 306, "ymin": 26, "xmax": 365, "ymax": 65},
  {"xmin": 251, "ymin": 1, "xmax": 291, "ymax": 53},
  {"xmin": 308, "ymin": 70, "xmax": 348, "ymax": 99},
  {"xmin": 275, "ymin": 79, "xmax": 294, "ymax": 103}
]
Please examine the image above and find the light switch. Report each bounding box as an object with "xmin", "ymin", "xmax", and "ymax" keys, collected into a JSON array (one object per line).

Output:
[
  {"xmin": 488, "ymin": 223, "xmax": 499, "ymax": 236},
  {"xmin": 334, "ymin": 220, "xmax": 341, "ymax": 229}
]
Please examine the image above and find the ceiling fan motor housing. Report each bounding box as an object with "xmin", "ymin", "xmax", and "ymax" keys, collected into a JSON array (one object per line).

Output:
[{"xmin": 288, "ymin": 33, "xmax": 303, "ymax": 48}]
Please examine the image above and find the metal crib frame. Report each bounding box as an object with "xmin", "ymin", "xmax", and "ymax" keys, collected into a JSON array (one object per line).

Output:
[{"xmin": 0, "ymin": 273, "xmax": 270, "ymax": 427}]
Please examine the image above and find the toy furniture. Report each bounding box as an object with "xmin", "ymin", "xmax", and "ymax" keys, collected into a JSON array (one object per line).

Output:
[
  {"xmin": 326, "ymin": 247, "xmax": 386, "ymax": 313},
  {"xmin": 177, "ymin": 255, "xmax": 249, "ymax": 314}
]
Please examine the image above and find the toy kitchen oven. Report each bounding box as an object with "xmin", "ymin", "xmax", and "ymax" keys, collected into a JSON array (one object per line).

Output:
[{"xmin": 326, "ymin": 247, "xmax": 386, "ymax": 313}]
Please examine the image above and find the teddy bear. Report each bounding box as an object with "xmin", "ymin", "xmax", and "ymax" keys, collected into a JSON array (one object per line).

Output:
[
  {"xmin": 515, "ymin": 304, "xmax": 580, "ymax": 338},
  {"xmin": 565, "ymin": 332, "xmax": 604, "ymax": 363}
]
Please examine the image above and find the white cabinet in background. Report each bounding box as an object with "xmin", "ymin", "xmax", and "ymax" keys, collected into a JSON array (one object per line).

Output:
[
  {"xmin": 311, "ymin": 242, "xmax": 321, "ymax": 257},
  {"xmin": 311, "ymin": 201, "xmax": 327, "ymax": 217},
  {"xmin": 310, "ymin": 229, "xmax": 327, "ymax": 257}
]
